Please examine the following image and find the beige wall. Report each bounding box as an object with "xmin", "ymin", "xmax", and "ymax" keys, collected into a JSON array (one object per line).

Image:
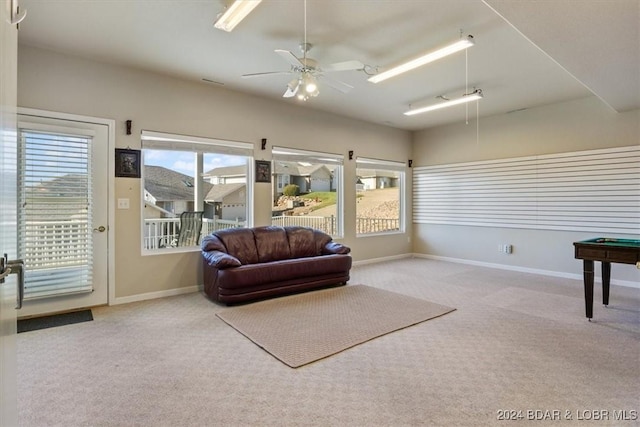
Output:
[
  {"xmin": 412, "ymin": 97, "xmax": 640, "ymax": 284},
  {"xmin": 17, "ymin": 45, "xmax": 412, "ymax": 300}
]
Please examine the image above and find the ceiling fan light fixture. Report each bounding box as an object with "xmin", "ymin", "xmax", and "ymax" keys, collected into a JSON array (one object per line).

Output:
[
  {"xmin": 214, "ymin": 0, "xmax": 262, "ymax": 32},
  {"xmin": 404, "ymin": 88, "xmax": 483, "ymax": 116},
  {"xmin": 303, "ymin": 74, "xmax": 318, "ymax": 93},
  {"xmin": 368, "ymin": 35, "xmax": 475, "ymax": 84}
]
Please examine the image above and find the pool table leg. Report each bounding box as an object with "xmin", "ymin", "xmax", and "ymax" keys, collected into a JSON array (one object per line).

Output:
[
  {"xmin": 583, "ymin": 260, "xmax": 594, "ymax": 320},
  {"xmin": 601, "ymin": 261, "xmax": 611, "ymax": 306}
]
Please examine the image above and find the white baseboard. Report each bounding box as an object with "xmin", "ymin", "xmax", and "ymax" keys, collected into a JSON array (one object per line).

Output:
[
  {"xmin": 412, "ymin": 253, "xmax": 640, "ymax": 289},
  {"xmin": 110, "ymin": 253, "xmax": 637, "ymax": 306},
  {"xmin": 112, "ymin": 285, "xmax": 202, "ymax": 306},
  {"xmin": 352, "ymin": 253, "xmax": 412, "ymax": 267}
]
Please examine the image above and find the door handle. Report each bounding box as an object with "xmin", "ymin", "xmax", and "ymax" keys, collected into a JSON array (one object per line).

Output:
[
  {"xmin": 9, "ymin": 0, "xmax": 27, "ymax": 25},
  {"xmin": 93, "ymin": 226, "xmax": 106, "ymax": 232},
  {"xmin": 0, "ymin": 266, "xmax": 11, "ymax": 282},
  {"xmin": 1, "ymin": 254, "xmax": 24, "ymax": 309}
]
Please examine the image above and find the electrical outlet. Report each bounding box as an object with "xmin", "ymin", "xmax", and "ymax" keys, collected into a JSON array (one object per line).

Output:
[
  {"xmin": 117, "ymin": 198, "xmax": 130, "ymax": 209},
  {"xmin": 499, "ymin": 244, "xmax": 513, "ymax": 254}
]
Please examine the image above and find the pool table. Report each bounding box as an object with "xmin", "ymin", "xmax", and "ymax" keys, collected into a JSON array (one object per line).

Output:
[{"xmin": 573, "ymin": 238, "xmax": 640, "ymax": 320}]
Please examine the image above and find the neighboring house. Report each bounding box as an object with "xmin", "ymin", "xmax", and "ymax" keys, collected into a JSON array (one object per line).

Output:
[
  {"xmin": 206, "ymin": 161, "xmax": 335, "ymax": 198},
  {"xmin": 202, "ymin": 164, "xmax": 246, "ymax": 184},
  {"xmin": 275, "ymin": 162, "xmax": 332, "ymax": 194},
  {"xmin": 356, "ymin": 168, "xmax": 399, "ymax": 190},
  {"xmin": 204, "ymin": 183, "xmax": 247, "ymax": 221},
  {"xmin": 143, "ymin": 165, "xmax": 214, "ymax": 218},
  {"xmin": 21, "ymin": 174, "xmax": 89, "ymax": 223},
  {"xmin": 145, "ymin": 165, "xmax": 246, "ymax": 222}
]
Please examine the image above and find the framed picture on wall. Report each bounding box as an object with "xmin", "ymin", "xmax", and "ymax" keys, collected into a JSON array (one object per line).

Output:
[
  {"xmin": 255, "ymin": 160, "xmax": 271, "ymax": 183},
  {"xmin": 115, "ymin": 148, "xmax": 141, "ymax": 178}
]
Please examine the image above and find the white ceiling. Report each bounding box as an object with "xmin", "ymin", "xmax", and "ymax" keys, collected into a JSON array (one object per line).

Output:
[{"xmin": 17, "ymin": 0, "xmax": 639, "ymax": 131}]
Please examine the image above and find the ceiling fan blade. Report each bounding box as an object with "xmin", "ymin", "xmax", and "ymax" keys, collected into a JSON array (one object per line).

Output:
[
  {"xmin": 321, "ymin": 60, "xmax": 365, "ymax": 72},
  {"xmin": 241, "ymin": 71, "xmax": 293, "ymax": 78},
  {"xmin": 275, "ymin": 49, "xmax": 304, "ymax": 67},
  {"xmin": 318, "ymin": 75, "xmax": 354, "ymax": 94},
  {"xmin": 283, "ymin": 77, "xmax": 300, "ymax": 98},
  {"xmin": 283, "ymin": 87, "xmax": 297, "ymax": 98}
]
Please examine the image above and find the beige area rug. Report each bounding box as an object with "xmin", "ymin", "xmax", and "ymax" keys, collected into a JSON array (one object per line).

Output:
[{"xmin": 216, "ymin": 284, "xmax": 456, "ymax": 368}]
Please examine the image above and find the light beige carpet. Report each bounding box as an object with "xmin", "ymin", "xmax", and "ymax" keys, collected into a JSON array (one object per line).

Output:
[{"xmin": 216, "ymin": 284, "xmax": 456, "ymax": 367}]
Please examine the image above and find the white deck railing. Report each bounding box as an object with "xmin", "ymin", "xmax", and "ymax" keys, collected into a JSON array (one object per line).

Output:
[
  {"xmin": 143, "ymin": 217, "xmax": 245, "ymax": 250},
  {"xmin": 271, "ymin": 215, "xmax": 337, "ymax": 235},
  {"xmin": 143, "ymin": 215, "xmax": 400, "ymax": 250}
]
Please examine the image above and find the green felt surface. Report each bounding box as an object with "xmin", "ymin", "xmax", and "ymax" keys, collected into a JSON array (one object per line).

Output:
[{"xmin": 577, "ymin": 238, "xmax": 640, "ymax": 247}]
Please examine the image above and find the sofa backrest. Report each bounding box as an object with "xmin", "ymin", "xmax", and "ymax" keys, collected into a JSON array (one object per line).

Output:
[
  {"xmin": 204, "ymin": 226, "xmax": 335, "ymax": 265},
  {"xmin": 254, "ymin": 226, "xmax": 291, "ymax": 263},
  {"xmin": 286, "ymin": 226, "xmax": 332, "ymax": 258},
  {"xmin": 212, "ymin": 227, "xmax": 259, "ymax": 265}
]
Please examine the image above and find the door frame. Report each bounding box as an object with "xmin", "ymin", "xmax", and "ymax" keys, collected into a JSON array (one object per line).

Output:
[
  {"xmin": 1, "ymin": 0, "xmax": 19, "ymax": 422},
  {"xmin": 18, "ymin": 107, "xmax": 116, "ymax": 311}
]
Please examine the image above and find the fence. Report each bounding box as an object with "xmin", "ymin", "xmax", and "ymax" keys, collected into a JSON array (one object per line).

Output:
[
  {"xmin": 355, "ymin": 217, "xmax": 400, "ymax": 234},
  {"xmin": 271, "ymin": 215, "xmax": 337, "ymax": 235},
  {"xmin": 143, "ymin": 217, "xmax": 245, "ymax": 250},
  {"xmin": 143, "ymin": 215, "xmax": 400, "ymax": 249}
]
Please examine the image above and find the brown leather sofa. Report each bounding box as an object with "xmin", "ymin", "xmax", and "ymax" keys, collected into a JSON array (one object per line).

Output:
[{"xmin": 201, "ymin": 226, "xmax": 352, "ymax": 304}]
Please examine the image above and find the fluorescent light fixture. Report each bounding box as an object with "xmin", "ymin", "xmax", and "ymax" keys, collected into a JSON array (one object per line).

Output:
[
  {"xmin": 368, "ymin": 35, "xmax": 474, "ymax": 83},
  {"xmin": 214, "ymin": 0, "xmax": 262, "ymax": 32},
  {"xmin": 404, "ymin": 89, "xmax": 483, "ymax": 116}
]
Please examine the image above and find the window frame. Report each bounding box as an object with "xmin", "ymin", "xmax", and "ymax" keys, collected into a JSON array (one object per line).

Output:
[
  {"xmin": 355, "ymin": 157, "xmax": 406, "ymax": 237},
  {"xmin": 140, "ymin": 130, "xmax": 254, "ymax": 255},
  {"xmin": 271, "ymin": 146, "xmax": 344, "ymax": 238}
]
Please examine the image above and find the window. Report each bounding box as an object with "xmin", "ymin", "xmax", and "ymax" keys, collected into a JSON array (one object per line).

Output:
[
  {"xmin": 271, "ymin": 146, "xmax": 344, "ymax": 237},
  {"xmin": 355, "ymin": 157, "xmax": 405, "ymax": 235},
  {"xmin": 141, "ymin": 131, "xmax": 253, "ymax": 253},
  {"xmin": 18, "ymin": 126, "xmax": 95, "ymax": 298}
]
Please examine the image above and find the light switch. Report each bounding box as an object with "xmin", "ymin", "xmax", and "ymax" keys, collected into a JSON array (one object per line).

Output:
[{"xmin": 117, "ymin": 198, "xmax": 130, "ymax": 209}]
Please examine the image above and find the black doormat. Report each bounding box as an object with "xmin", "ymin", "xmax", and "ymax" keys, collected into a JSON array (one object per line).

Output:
[{"xmin": 18, "ymin": 309, "xmax": 93, "ymax": 333}]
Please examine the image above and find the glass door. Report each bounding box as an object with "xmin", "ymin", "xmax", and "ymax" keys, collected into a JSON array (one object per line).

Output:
[
  {"xmin": 0, "ymin": 1, "xmax": 19, "ymax": 423},
  {"xmin": 16, "ymin": 114, "xmax": 109, "ymax": 317}
]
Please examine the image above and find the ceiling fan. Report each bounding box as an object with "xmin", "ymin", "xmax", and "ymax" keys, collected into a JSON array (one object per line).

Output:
[{"xmin": 241, "ymin": 0, "xmax": 364, "ymax": 101}]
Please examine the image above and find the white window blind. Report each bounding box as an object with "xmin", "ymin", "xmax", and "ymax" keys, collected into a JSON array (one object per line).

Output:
[
  {"xmin": 356, "ymin": 157, "xmax": 406, "ymax": 171},
  {"xmin": 141, "ymin": 130, "xmax": 253, "ymax": 155},
  {"xmin": 413, "ymin": 145, "xmax": 640, "ymax": 233},
  {"xmin": 18, "ymin": 126, "xmax": 94, "ymax": 299},
  {"xmin": 272, "ymin": 146, "xmax": 344, "ymax": 165}
]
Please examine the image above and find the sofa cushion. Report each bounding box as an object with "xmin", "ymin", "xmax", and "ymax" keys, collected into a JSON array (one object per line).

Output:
[
  {"xmin": 286, "ymin": 226, "xmax": 320, "ymax": 258},
  {"xmin": 216, "ymin": 255, "xmax": 351, "ymax": 290},
  {"xmin": 313, "ymin": 229, "xmax": 333, "ymax": 254},
  {"xmin": 323, "ymin": 241, "xmax": 351, "ymax": 255},
  {"xmin": 254, "ymin": 226, "xmax": 291, "ymax": 263},
  {"xmin": 202, "ymin": 250, "xmax": 241, "ymax": 269},
  {"xmin": 201, "ymin": 234, "xmax": 227, "ymax": 252},
  {"xmin": 214, "ymin": 228, "xmax": 259, "ymax": 265}
]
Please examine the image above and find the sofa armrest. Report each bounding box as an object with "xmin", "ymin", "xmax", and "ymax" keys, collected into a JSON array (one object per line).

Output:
[
  {"xmin": 202, "ymin": 250, "xmax": 241, "ymax": 269},
  {"xmin": 322, "ymin": 241, "xmax": 351, "ymax": 255}
]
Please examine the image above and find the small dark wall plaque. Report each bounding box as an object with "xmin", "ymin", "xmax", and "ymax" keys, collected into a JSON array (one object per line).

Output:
[
  {"xmin": 255, "ymin": 160, "xmax": 271, "ymax": 183},
  {"xmin": 115, "ymin": 148, "xmax": 141, "ymax": 178}
]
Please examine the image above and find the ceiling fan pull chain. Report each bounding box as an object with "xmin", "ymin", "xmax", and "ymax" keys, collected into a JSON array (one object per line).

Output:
[{"xmin": 303, "ymin": 0, "xmax": 307, "ymax": 64}]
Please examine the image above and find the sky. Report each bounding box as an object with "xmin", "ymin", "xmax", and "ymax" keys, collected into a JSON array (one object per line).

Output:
[{"xmin": 143, "ymin": 150, "xmax": 246, "ymax": 178}]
